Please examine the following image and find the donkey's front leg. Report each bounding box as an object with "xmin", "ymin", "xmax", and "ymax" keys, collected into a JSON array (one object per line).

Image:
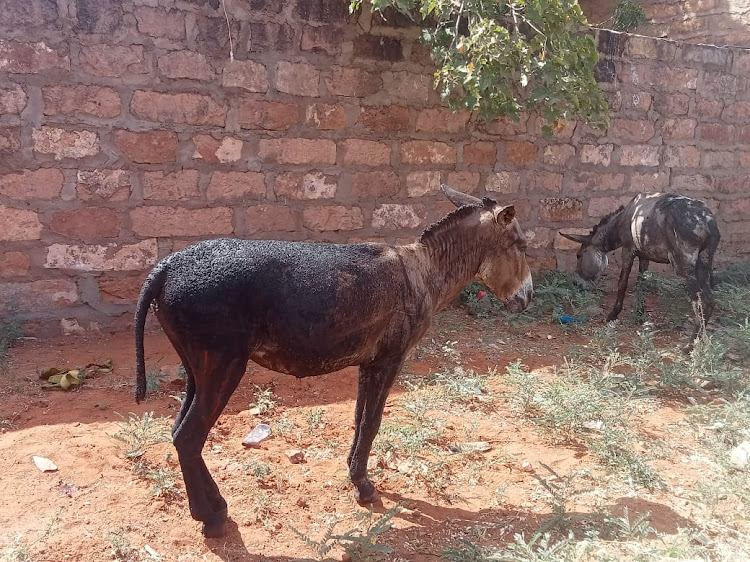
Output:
[
  {"xmin": 607, "ymin": 250, "xmax": 636, "ymax": 322},
  {"xmin": 348, "ymin": 358, "xmax": 402, "ymax": 504}
]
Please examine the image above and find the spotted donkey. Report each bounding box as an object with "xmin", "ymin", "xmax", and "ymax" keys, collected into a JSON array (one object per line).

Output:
[
  {"xmin": 560, "ymin": 193, "xmax": 721, "ymax": 335},
  {"xmin": 134, "ymin": 184, "xmax": 534, "ymax": 537}
]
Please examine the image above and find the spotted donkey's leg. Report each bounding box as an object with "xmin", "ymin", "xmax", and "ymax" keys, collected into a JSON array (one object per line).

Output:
[{"xmin": 607, "ymin": 249, "xmax": 636, "ymax": 322}]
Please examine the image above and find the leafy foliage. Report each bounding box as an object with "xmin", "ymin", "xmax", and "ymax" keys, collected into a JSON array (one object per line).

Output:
[
  {"xmin": 611, "ymin": 0, "xmax": 646, "ymax": 32},
  {"xmin": 352, "ymin": 0, "xmax": 609, "ymax": 131}
]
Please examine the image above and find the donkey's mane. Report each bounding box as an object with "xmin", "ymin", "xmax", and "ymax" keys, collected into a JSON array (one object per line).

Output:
[
  {"xmin": 418, "ymin": 203, "xmax": 482, "ymax": 244},
  {"xmin": 591, "ymin": 205, "xmax": 625, "ymax": 235}
]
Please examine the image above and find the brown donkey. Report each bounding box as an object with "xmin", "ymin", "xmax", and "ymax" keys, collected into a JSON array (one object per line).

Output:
[{"xmin": 134, "ymin": 184, "xmax": 533, "ymax": 537}]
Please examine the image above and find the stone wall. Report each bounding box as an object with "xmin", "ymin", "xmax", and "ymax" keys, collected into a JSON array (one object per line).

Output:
[{"xmin": 1, "ymin": 0, "xmax": 749, "ymax": 335}]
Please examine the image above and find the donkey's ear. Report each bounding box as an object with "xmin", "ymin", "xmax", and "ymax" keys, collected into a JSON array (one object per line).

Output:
[
  {"xmin": 559, "ymin": 232, "xmax": 590, "ymax": 244},
  {"xmin": 494, "ymin": 205, "xmax": 516, "ymax": 226},
  {"xmin": 441, "ymin": 183, "xmax": 482, "ymax": 207}
]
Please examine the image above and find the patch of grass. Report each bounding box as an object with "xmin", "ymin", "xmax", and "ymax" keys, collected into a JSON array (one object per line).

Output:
[
  {"xmin": 244, "ymin": 459, "xmax": 273, "ymax": 481},
  {"xmin": 0, "ymin": 308, "xmax": 22, "ymax": 366},
  {"xmin": 250, "ymin": 385, "xmax": 279, "ymax": 415},
  {"xmin": 145, "ymin": 368, "xmax": 165, "ymax": 394},
  {"xmin": 111, "ymin": 412, "xmax": 172, "ymax": 459},
  {"xmin": 133, "ymin": 462, "xmax": 181, "ymax": 499},
  {"xmin": 293, "ymin": 504, "xmax": 400, "ymax": 561},
  {"xmin": 612, "ymin": 0, "xmax": 646, "ymax": 31},
  {"xmin": 305, "ymin": 408, "xmax": 326, "ymax": 432},
  {"xmin": 106, "ymin": 531, "xmax": 136, "ymax": 562}
]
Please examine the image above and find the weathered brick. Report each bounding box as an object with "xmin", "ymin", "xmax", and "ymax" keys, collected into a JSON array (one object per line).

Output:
[
  {"xmin": 702, "ymin": 72, "xmax": 738, "ymax": 99},
  {"xmin": 77, "ymin": 169, "xmax": 131, "ymax": 202},
  {"xmin": 130, "ymin": 207, "xmax": 233, "ymax": 237},
  {"xmin": 529, "ymin": 117, "xmax": 577, "ymax": 139},
  {"xmin": 0, "ymin": 251, "xmax": 30, "ymax": 277},
  {"xmin": 580, "ymin": 144, "xmax": 613, "ymax": 166},
  {"xmin": 588, "ymin": 196, "xmax": 634, "ymax": 218},
  {"xmin": 525, "ymin": 227, "xmax": 552, "ymax": 250},
  {"xmin": 306, "ymin": 104, "xmax": 346, "ymax": 130},
  {"xmin": 259, "ymin": 138, "xmax": 336, "ymax": 164},
  {"xmin": 661, "ymin": 118, "xmax": 697, "ymax": 140},
  {"xmin": 622, "ymin": 91, "xmax": 652, "ymax": 113},
  {"xmin": 131, "ymin": 91, "xmax": 226, "ymax": 126},
  {"xmin": 483, "ymin": 114, "xmax": 529, "ymax": 137},
  {"xmin": 524, "ymin": 171, "xmax": 563, "ymax": 193},
  {"xmin": 0, "ymin": 280, "xmax": 78, "ymax": 311},
  {"xmin": 660, "ymin": 67, "xmax": 699, "ymax": 90},
  {"xmin": 0, "ymin": 127, "xmax": 20, "ymax": 153},
  {"xmin": 504, "ymin": 141, "xmax": 537, "ymax": 165},
  {"xmin": 43, "ymin": 85, "xmax": 120, "ymax": 118},
  {"xmin": 372, "ymin": 204, "xmax": 421, "ymax": 229},
  {"xmin": 274, "ymin": 172, "xmax": 337, "ymax": 199},
  {"xmin": 400, "ymin": 141, "xmax": 455, "ymax": 165},
  {"xmin": 569, "ymin": 171, "xmax": 625, "ymax": 192},
  {"xmin": 406, "ymin": 171, "xmax": 441, "ymax": 197},
  {"xmin": 247, "ymin": 22, "xmax": 294, "ymax": 53},
  {"xmin": 326, "ymin": 67, "xmax": 382, "ymax": 97},
  {"xmin": 663, "ymin": 146, "xmax": 700, "ymax": 168},
  {"xmin": 411, "ymin": 42, "xmax": 433, "ymax": 66},
  {"xmin": 297, "ymin": 0, "xmax": 348, "ymax": 22},
  {"xmin": 723, "ymin": 101, "xmax": 750, "ymax": 123},
  {"xmin": 192, "ymin": 135, "xmax": 243, "ymax": 164},
  {"xmin": 343, "ymin": 139, "xmax": 391, "ymax": 166},
  {"xmin": 135, "ymin": 7, "xmax": 185, "ymax": 40},
  {"xmin": 194, "ymin": 15, "xmax": 239, "ymax": 58},
  {"xmin": 49, "ymin": 208, "xmax": 120, "ymax": 239},
  {"xmin": 733, "ymin": 50, "xmax": 750, "ymax": 74},
  {"xmin": 353, "ymin": 35, "xmax": 403, "ymax": 61},
  {"xmin": 0, "ymin": 0, "xmax": 58, "ymax": 30},
  {"xmin": 300, "ymin": 26, "xmax": 341, "ymax": 56},
  {"xmin": 33, "ymin": 127, "xmax": 99, "ymax": 160},
  {"xmin": 416, "ymin": 108, "xmax": 469, "ymax": 134},
  {"xmin": 222, "ymin": 59, "xmax": 269, "ymax": 92},
  {"xmin": 237, "ymin": 100, "xmax": 299, "ymax": 130},
  {"xmin": 276, "ymin": 61, "xmax": 320, "ymax": 96},
  {"xmin": 652, "ymin": 92, "xmax": 690, "ymax": 116},
  {"xmin": 0, "ymin": 40, "xmax": 69, "ymax": 73},
  {"xmin": 75, "ymin": 0, "xmax": 121, "ymax": 33},
  {"xmin": 717, "ymin": 175, "xmax": 750, "ymax": 194},
  {"xmin": 207, "ymin": 171, "xmax": 265, "ymax": 201},
  {"xmin": 446, "ymin": 171, "xmax": 480, "ymax": 193},
  {"xmin": 739, "ymin": 151, "xmax": 750, "ymax": 167},
  {"xmin": 114, "ymin": 130, "xmax": 177, "ymax": 164},
  {"xmin": 619, "ymin": 145, "xmax": 659, "ymax": 166},
  {"xmin": 702, "ymin": 151, "xmax": 734, "ymax": 168},
  {"xmin": 486, "ymin": 171, "xmax": 520, "ymax": 194},
  {"xmin": 679, "ymin": 43, "xmax": 731, "ymax": 70},
  {"xmin": 463, "ymin": 142, "xmax": 496, "ymax": 165},
  {"xmin": 719, "ymin": 197, "xmax": 750, "ymax": 221},
  {"xmin": 539, "ymin": 198, "xmax": 583, "ymax": 222},
  {"xmin": 0, "ymin": 85, "xmax": 27, "ymax": 115},
  {"xmin": 0, "ymin": 206, "xmax": 43, "ymax": 240},
  {"xmin": 610, "ymin": 118, "xmax": 656, "ymax": 142},
  {"xmin": 352, "ymin": 171, "xmax": 400, "ymax": 198},
  {"xmin": 630, "ymin": 171, "xmax": 669, "ymax": 193},
  {"xmin": 700, "ymin": 123, "xmax": 736, "ymax": 144},
  {"xmin": 542, "ymin": 144, "xmax": 575, "ymax": 166},
  {"xmin": 626, "ymin": 35, "xmax": 677, "ymax": 60},
  {"xmin": 245, "ymin": 205, "xmax": 298, "ymax": 234},
  {"xmin": 671, "ymin": 174, "xmax": 713, "ymax": 192},
  {"xmin": 157, "ymin": 51, "xmax": 214, "ymax": 80},
  {"xmin": 98, "ymin": 273, "xmax": 149, "ymax": 303},
  {"xmin": 696, "ymin": 97, "xmax": 723, "ymax": 119},
  {"xmin": 45, "ymin": 239, "xmax": 158, "ymax": 271},
  {"xmin": 303, "ymin": 206, "xmax": 364, "ymax": 231},
  {"xmin": 388, "ymin": 72, "xmax": 431, "ymax": 104},
  {"xmin": 79, "ymin": 44, "xmax": 148, "ymax": 77},
  {"xmin": 740, "ymin": 125, "xmax": 750, "ymax": 144},
  {"xmin": 356, "ymin": 106, "xmax": 410, "ymax": 133},
  {"xmin": 143, "ymin": 170, "xmax": 200, "ymax": 201},
  {"xmin": 0, "ymin": 168, "xmax": 63, "ymax": 199}
]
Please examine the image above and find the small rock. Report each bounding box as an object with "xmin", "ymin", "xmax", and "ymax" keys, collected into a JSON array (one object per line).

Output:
[
  {"xmin": 33, "ymin": 456, "xmax": 58, "ymax": 472},
  {"xmin": 247, "ymin": 407, "xmax": 261, "ymax": 416},
  {"xmin": 285, "ymin": 449, "xmax": 305, "ymax": 464},
  {"xmin": 448, "ymin": 441, "xmax": 492, "ymax": 454},
  {"xmin": 242, "ymin": 424, "xmax": 271, "ymax": 448},
  {"xmin": 520, "ymin": 460, "xmax": 533, "ymax": 472},
  {"xmin": 729, "ymin": 441, "xmax": 750, "ymax": 470}
]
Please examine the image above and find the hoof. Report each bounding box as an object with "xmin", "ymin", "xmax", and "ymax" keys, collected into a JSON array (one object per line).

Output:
[
  {"xmin": 353, "ymin": 480, "xmax": 380, "ymax": 505},
  {"xmin": 201, "ymin": 520, "xmax": 226, "ymax": 538}
]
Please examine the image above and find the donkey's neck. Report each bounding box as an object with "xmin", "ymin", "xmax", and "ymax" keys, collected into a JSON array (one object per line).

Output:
[
  {"xmin": 409, "ymin": 230, "xmax": 485, "ymax": 311},
  {"xmin": 598, "ymin": 212, "xmax": 627, "ymax": 252}
]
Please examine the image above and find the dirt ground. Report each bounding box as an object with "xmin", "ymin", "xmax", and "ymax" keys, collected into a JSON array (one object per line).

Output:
[{"xmin": 0, "ymin": 302, "xmax": 734, "ymax": 561}]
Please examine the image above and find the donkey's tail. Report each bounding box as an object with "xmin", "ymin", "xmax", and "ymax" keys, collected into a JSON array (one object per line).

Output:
[{"xmin": 135, "ymin": 262, "xmax": 169, "ymax": 403}]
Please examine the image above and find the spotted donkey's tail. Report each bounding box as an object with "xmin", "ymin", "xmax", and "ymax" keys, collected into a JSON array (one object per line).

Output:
[{"xmin": 134, "ymin": 262, "xmax": 169, "ymax": 403}]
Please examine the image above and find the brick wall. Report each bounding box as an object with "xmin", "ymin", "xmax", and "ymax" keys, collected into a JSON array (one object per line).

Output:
[{"xmin": 1, "ymin": 0, "xmax": 749, "ymax": 335}]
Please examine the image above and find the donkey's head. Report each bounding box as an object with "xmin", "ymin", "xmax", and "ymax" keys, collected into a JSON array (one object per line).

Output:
[
  {"xmin": 558, "ymin": 231, "xmax": 608, "ymax": 288},
  {"xmin": 442, "ymin": 184, "xmax": 533, "ymax": 313}
]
